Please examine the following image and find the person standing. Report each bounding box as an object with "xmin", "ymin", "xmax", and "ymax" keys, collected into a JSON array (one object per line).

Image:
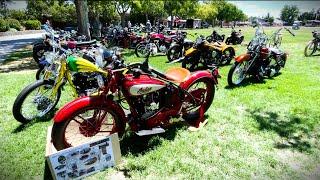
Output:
[{"xmin": 146, "ymin": 20, "xmax": 152, "ymax": 32}]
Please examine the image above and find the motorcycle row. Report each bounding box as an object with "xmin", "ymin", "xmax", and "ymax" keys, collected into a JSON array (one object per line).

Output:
[{"xmin": 12, "ymin": 24, "xmax": 296, "ymax": 152}]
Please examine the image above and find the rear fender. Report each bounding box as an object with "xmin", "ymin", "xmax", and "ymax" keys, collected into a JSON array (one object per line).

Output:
[
  {"xmin": 235, "ymin": 53, "xmax": 251, "ymax": 63},
  {"xmin": 180, "ymin": 70, "xmax": 215, "ymax": 89},
  {"xmin": 54, "ymin": 95, "xmax": 126, "ymax": 123}
]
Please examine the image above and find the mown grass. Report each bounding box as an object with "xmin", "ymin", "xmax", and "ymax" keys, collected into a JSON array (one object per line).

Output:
[{"xmin": 0, "ymin": 27, "xmax": 320, "ymax": 179}]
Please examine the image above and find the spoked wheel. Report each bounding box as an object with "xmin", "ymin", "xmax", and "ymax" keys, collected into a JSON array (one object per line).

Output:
[
  {"xmin": 227, "ymin": 61, "xmax": 247, "ymax": 86},
  {"xmin": 167, "ymin": 45, "xmax": 182, "ymax": 62},
  {"xmin": 135, "ymin": 43, "xmax": 150, "ymax": 57},
  {"xmin": 52, "ymin": 106, "xmax": 125, "ymax": 150},
  {"xmin": 182, "ymin": 78, "xmax": 215, "ymax": 121},
  {"xmin": 220, "ymin": 47, "xmax": 235, "ymax": 65},
  {"xmin": 12, "ymin": 80, "xmax": 61, "ymax": 124},
  {"xmin": 304, "ymin": 41, "xmax": 317, "ymax": 57}
]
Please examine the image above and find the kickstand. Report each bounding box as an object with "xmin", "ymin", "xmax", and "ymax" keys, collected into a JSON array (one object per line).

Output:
[{"xmin": 188, "ymin": 105, "xmax": 208, "ymax": 131}]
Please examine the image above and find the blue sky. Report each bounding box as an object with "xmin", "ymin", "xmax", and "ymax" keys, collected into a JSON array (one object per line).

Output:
[{"xmin": 229, "ymin": 1, "xmax": 320, "ymax": 18}]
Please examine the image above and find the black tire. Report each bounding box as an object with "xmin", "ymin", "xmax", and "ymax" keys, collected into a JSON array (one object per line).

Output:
[
  {"xmin": 51, "ymin": 106, "xmax": 126, "ymax": 150},
  {"xmin": 12, "ymin": 80, "xmax": 61, "ymax": 124},
  {"xmin": 36, "ymin": 67, "xmax": 45, "ymax": 80},
  {"xmin": 182, "ymin": 77, "xmax": 215, "ymax": 121},
  {"xmin": 304, "ymin": 40, "xmax": 317, "ymax": 57},
  {"xmin": 205, "ymin": 36, "xmax": 213, "ymax": 43},
  {"xmin": 135, "ymin": 43, "xmax": 150, "ymax": 57},
  {"xmin": 221, "ymin": 47, "xmax": 235, "ymax": 65},
  {"xmin": 227, "ymin": 61, "xmax": 246, "ymax": 86},
  {"xmin": 238, "ymin": 36, "xmax": 244, "ymax": 44},
  {"xmin": 167, "ymin": 44, "xmax": 182, "ymax": 62}
]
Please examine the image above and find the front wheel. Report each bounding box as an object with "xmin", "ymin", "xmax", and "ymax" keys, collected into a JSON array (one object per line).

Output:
[
  {"xmin": 12, "ymin": 80, "xmax": 61, "ymax": 124},
  {"xmin": 228, "ymin": 61, "xmax": 247, "ymax": 86},
  {"xmin": 304, "ymin": 40, "xmax": 317, "ymax": 57},
  {"xmin": 135, "ymin": 43, "xmax": 150, "ymax": 57},
  {"xmin": 167, "ymin": 45, "xmax": 182, "ymax": 62},
  {"xmin": 182, "ymin": 77, "xmax": 215, "ymax": 121},
  {"xmin": 220, "ymin": 47, "xmax": 235, "ymax": 65},
  {"xmin": 51, "ymin": 106, "xmax": 126, "ymax": 150}
]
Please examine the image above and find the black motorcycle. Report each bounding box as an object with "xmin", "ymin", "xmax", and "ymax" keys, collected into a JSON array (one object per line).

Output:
[
  {"xmin": 225, "ymin": 27, "xmax": 244, "ymax": 45},
  {"xmin": 166, "ymin": 32, "xmax": 194, "ymax": 62},
  {"xmin": 304, "ymin": 31, "xmax": 320, "ymax": 57},
  {"xmin": 205, "ymin": 30, "xmax": 225, "ymax": 43}
]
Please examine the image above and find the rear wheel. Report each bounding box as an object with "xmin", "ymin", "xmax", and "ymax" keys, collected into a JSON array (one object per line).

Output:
[
  {"xmin": 182, "ymin": 78, "xmax": 215, "ymax": 121},
  {"xmin": 135, "ymin": 43, "xmax": 150, "ymax": 57},
  {"xmin": 51, "ymin": 106, "xmax": 126, "ymax": 150},
  {"xmin": 12, "ymin": 80, "xmax": 61, "ymax": 124},
  {"xmin": 304, "ymin": 41, "xmax": 317, "ymax": 57},
  {"xmin": 228, "ymin": 61, "xmax": 247, "ymax": 86}
]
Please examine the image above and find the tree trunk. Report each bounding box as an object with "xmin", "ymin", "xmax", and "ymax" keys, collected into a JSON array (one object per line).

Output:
[
  {"xmin": 121, "ymin": 13, "xmax": 125, "ymax": 27},
  {"xmin": 145, "ymin": 13, "xmax": 148, "ymax": 22},
  {"xmin": 75, "ymin": 0, "xmax": 90, "ymax": 40},
  {"xmin": 170, "ymin": 12, "xmax": 173, "ymax": 30}
]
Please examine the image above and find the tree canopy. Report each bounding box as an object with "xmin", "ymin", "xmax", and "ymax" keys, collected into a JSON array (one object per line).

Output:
[{"xmin": 280, "ymin": 5, "xmax": 299, "ymax": 25}]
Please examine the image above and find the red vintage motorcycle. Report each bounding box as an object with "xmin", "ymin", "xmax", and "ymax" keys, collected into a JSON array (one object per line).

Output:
[
  {"xmin": 135, "ymin": 32, "xmax": 177, "ymax": 57},
  {"xmin": 51, "ymin": 56, "xmax": 219, "ymax": 150}
]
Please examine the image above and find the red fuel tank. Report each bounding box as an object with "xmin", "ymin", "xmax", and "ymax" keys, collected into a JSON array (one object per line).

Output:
[{"xmin": 123, "ymin": 74, "xmax": 166, "ymax": 96}]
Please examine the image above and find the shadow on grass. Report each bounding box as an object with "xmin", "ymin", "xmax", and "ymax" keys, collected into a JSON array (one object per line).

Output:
[
  {"xmin": 0, "ymin": 48, "xmax": 37, "ymax": 73},
  {"xmin": 120, "ymin": 121, "xmax": 186, "ymax": 157},
  {"xmin": 225, "ymin": 76, "xmax": 267, "ymax": 89},
  {"xmin": 2, "ymin": 49, "xmax": 33, "ymax": 64},
  {"xmin": 248, "ymin": 109, "xmax": 316, "ymax": 152},
  {"xmin": 12, "ymin": 108, "xmax": 57, "ymax": 133}
]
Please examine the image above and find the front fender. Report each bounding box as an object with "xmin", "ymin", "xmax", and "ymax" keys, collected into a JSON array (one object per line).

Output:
[
  {"xmin": 54, "ymin": 95, "xmax": 126, "ymax": 123},
  {"xmin": 180, "ymin": 70, "xmax": 215, "ymax": 89}
]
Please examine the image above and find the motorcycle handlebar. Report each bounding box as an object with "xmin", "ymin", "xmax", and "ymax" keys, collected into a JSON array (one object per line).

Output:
[{"xmin": 285, "ymin": 27, "xmax": 296, "ymax": 36}]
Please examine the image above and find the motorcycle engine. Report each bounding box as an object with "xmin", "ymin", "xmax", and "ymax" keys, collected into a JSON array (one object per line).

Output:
[
  {"xmin": 73, "ymin": 72, "xmax": 106, "ymax": 96},
  {"xmin": 131, "ymin": 85, "xmax": 177, "ymax": 121}
]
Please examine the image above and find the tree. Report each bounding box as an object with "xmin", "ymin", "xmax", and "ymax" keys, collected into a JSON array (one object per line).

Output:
[
  {"xmin": 75, "ymin": 0, "xmax": 90, "ymax": 39},
  {"xmin": 280, "ymin": 5, "xmax": 299, "ymax": 25},
  {"xmin": 115, "ymin": 0, "xmax": 134, "ymax": 27},
  {"xmin": 164, "ymin": 0, "xmax": 180, "ymax": 29},
  {"xmin": 87, "ymin": 1, "xmax": 118, "ymax": 37},
  {"xmin": 264, "ymin": 13, "xmax": 274, "ymax": 26},
  {"xmin": 134, "ymin": 0, "xmax": 164, "ymax": 23},
  {"xmin": 196, "ymin": 2, "xmax": 218, "ymax": 26}
]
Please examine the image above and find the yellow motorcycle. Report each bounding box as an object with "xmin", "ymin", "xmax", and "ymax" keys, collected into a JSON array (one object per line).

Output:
[
  {"xmin": 12, "ymin": 46, "xmax": 110, "ymax": 124},
  {"xmin": 172, "ymin": 35, "xmax": 235, "ymax": 71}
]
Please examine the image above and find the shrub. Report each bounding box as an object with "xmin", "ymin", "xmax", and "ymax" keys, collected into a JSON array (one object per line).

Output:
[
  {"xmin": 24, "ymin": 20, "xmax": 41, "ymax": 30},
  {"xmin": 0, "ymin": 18, "xmax": 9, "ymax": 32},
  {"xmin": 7, "ymin": 10, "xmax": 27, "ymax": 22},
  {"xmin": 6, "ymin": 18, "xmax": 22, "ymax": 31}
]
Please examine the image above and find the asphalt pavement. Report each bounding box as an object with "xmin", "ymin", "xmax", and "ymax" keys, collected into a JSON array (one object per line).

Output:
[{"xmin": 0, "ymin": 33, "xmax": 45, "ymax": 63}]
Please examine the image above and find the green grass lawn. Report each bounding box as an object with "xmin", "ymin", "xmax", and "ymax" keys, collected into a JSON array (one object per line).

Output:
[{"xmin": 0, "ymin": 27, "xmax": 320, "ymax": 179}]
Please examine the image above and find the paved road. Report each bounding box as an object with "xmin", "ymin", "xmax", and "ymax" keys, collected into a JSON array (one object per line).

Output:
[{"xmin": 0, "ymin": 33, "xmax": 45, "ymax": 63}]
